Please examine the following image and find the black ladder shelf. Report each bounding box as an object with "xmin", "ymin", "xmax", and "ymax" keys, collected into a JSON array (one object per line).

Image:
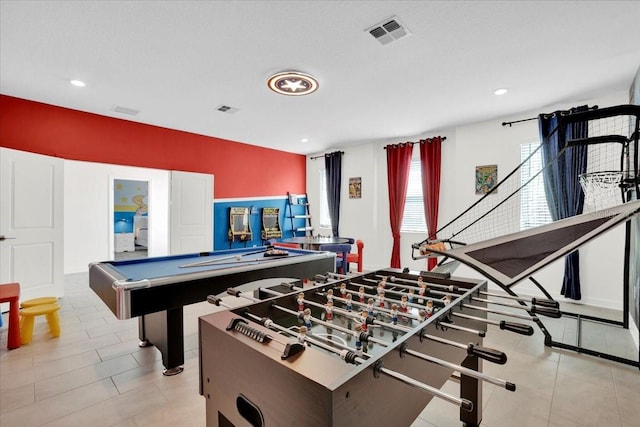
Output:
[{"xmin": 286, "ymin": 192, "xmax": 313, "ymax": 237}]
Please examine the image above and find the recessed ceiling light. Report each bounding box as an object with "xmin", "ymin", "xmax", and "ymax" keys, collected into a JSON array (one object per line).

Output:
[
  {"xmin": 301, "ymin": 138, "xmax": 309, "ymax": 143},
  {"xmin": 70, "ymin": 79, "xmax": 86, "ymax": 87},
  {"xmin": 494, "ymin": 88, "xmax": 508, "ymax": 95},
  {"xmin": 267, "ymin": 71, "xmax": 319, "ymax": 96}
]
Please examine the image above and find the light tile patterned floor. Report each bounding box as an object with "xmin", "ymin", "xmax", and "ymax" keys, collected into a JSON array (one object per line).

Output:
[{"xmin": 1, "ymin": 273, "xmax": 639, "ymax": 426}]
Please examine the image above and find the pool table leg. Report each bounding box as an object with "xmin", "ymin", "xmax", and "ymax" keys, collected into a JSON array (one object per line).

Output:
[{"xmin": 138, "ymin": 308, "xmax": 185, "ymax": 376}]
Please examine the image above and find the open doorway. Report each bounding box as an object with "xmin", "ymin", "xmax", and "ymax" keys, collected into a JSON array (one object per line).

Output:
[{"xmin": 114, "ymin": 179, "xmax": 149, "ymax": 260}]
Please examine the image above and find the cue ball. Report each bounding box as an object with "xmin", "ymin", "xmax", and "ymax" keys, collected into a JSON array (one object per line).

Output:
[{"xmin": 236, "ymin": 255, "xmax": 242, "ymax": 260}]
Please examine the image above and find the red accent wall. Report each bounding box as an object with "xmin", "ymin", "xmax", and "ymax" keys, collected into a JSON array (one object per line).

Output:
[{"xmin": 0, "ymin": 95, "xmax": 305, "ymax": 199}]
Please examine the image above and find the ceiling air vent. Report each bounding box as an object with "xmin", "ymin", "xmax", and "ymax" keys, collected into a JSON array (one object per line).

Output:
[
  {"xmin": 111, "ymin": 105, "xmax": 140, "ymax": 116},
  {"xmin": 216, "ymin": 105, "xmax": 238, "ymax": 114},
  {"xmin": 366, "ymin": 16, "xmax": 411, "ymax": 45}
]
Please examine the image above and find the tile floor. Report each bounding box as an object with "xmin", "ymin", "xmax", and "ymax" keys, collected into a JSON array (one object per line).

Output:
[{"xmin": 1, "ymin": 272, "xmax": 639, "ymax": 427}]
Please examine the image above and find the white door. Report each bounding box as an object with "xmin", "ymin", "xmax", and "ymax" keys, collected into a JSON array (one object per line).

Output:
[
  {"xmin": 0, "ymin": 148, "xmax": 64, "ymax": 301},
  {"xmin": 169, "ymin": 171, "xmax": 213, "ymax": 254}
]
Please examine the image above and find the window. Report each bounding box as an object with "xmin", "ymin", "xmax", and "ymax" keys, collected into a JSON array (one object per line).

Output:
[
  {"xmin": 319, "ymin": 169, "xmax": 332, "ymax": 228},
  {"xmin": 401, "ymin": 160, "xmax": 428, "ymax": 233},
  {"xmin": 520, "ymin": 142, "xmax": 552, "ymax": 229}
]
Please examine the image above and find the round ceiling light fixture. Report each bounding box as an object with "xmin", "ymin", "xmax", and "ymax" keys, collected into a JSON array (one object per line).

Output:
[{"xmin": 267, "ymin": 71, "xmax": 319, "ymax": 96}]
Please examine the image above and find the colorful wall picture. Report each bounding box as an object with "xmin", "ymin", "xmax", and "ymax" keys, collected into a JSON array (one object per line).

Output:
[
  {"xmin": 349, "ymin": 177, "xmax": 362, "ymax": 199},
  {"xmin": 475, "ymin": 165, "xmax": 497, "ymax": 195}
]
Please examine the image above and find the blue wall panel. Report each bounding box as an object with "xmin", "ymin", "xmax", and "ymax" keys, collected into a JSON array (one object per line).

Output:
[{"xmin": 213, "ymin": 198, "xmax": 292, "ymax": 249}]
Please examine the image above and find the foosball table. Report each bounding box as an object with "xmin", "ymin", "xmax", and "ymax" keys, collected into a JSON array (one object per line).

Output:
[{"xmin": 199, "ymin": 268, "xmax": 559, "ymax": 426}]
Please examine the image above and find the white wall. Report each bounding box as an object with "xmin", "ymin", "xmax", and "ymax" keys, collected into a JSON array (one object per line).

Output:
[
  {"xmin": 307, "ymin": 90, "xmax": 630, "ymax": 309},
  {"xmin": 64, "ymin": 160, "xmax": 170, "ymax": 273}
]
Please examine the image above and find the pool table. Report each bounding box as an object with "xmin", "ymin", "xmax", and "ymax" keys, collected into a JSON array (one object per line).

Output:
[{"xmin": 89, "ymin": 246, "xmax": 335, "ymax": 375}]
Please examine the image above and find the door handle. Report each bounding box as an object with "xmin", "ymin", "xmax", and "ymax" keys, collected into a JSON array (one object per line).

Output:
[{"xmin": 0, "ymin": 235, "xmax": 16, "ymax": 241}]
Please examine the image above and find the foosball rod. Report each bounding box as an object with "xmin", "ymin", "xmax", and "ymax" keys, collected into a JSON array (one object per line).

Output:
[
  {"xmin": 356, "ymin": 282, "xmax": 449, "ymax": 308},
  {"xmin": 356, "ymin": 281, "xmax": 448, "ymax": 309},
  {"xmin": 461, "ymin": 303, "xmax": 538, "ymax": 321},
  {"xmin": 373, "ymin": 361, "xmax": 474, "ymax": 412},
  {"xmin": 323, "ymin": 290, "xmax": 486, "ymax": 337},
  {"xmin": 328, "ymin": 291, "xmax": 422, "ymax": 321},
  {"xmin": 243, "ymin": 311, "xmax": 370, "ymax": 364},
  {"xmin": 471, "ymin": 297, "xmax": 561, "ymax": 318},
  {"xmin": 400, "ymin": 344, "xmax": 516, "ymax": 391},
  {"xmin": 479, "ymin": 291, "xmax": 559, "ymax": 308},
  {"xmin": 262, "ymin": 285, "xmax": 413, "ymax": 335},
  {"xmin": 374, "ymin": 274, "xmax": 463, "ymax": 294},
  {"xmin": 362, "ymin": 277, "xmax": 453, "ymax": 299},
  {"xmin": 384, "ymin": 274, "xmax": 466, "ymax": 294},
  {"xmin": 302, "ymin": 296, "xmax": 413, "ymax": 333},
  {"xmin": 452, "ymin": 311, "xmax": 534, "ymax": 336},
  {"xmin": 437, "ymin": 319, "xmax": 486, "ymax": 337},
  {"xmin": 269, "ymin": 303, "xmax": 391, "ymax": 347},
  {"xmin": 421, "ymin": 333, "xmax": 508, "ymax": 365},
  {"xmin": 206, "ymin": 295, "xmax": 234, "ymax": 309}
]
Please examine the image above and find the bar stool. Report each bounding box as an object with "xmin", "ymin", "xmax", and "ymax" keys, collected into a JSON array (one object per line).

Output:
[
  {"xmin": 0, "ymin": 283, "xmax": 21, "ymax": 349},
  {"xmin": 20, "ymin": 303, "xmax": 61, "ymax": 345}
]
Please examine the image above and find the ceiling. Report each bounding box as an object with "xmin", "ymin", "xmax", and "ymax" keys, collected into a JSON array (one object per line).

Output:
[{"xmin": 2, "ymin": 1, "xmax": 640, "ymax": 156}]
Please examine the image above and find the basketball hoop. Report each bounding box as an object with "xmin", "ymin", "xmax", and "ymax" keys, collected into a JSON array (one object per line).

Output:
[
  {"xmin": 579, "ymin": 171, "xmax": 624, "ymax": 211},
  {"xmin": 579, "ymin": 171, "xmax": 622, "ymax": 193}
]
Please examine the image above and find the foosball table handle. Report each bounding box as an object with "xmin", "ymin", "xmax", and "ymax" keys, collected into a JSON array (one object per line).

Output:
[
  {"xmin": 499, "ymin": 320, "xmax": 534, "ymax": 336},
  {"xmin": 531, "ymin": 305, "xmax": 562, "ymax": 318},
  {"xmin": 467, "ymin": 343, "xmax": 507, "ymax": 365},
  {"xmin": 531, "ymin": 297, "xmax": 560, "ymax": 308}
]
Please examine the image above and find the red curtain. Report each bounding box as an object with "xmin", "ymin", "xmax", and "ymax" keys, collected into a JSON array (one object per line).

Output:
[
  {"xmin": 420, "ymin": 137, "xmax": 442, "ymax": 270},
  {"xmin": 386, "ymin": 143, "xmax": 414, "ymax": 268}
]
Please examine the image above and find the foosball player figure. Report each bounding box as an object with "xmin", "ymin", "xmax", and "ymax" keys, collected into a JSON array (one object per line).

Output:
[
  {"xmin": 345, "ymin": 293, "xmax": 353, "ymax": 311},
  {"xmin": 325, "ymin": 300, "xmax": 334, "ymax": 322},
  {"xmin": 425, "ymin": 300, "xmax": 434, "ymax": 318},
  {"xmin": 358, "ymin": 286, "xmax": 366, "ymax": 303},
  {"xmin": 367, "ymin": 298, "xmax": 375, "ymax": 317},
  {"xmin": 418, "ymin": 309, "xmax": 427, "ymax": 323},
  {"xmin": 390, "ymin": 303, "xmax": 399, "ymax": 325},
  {"xmin": 353, "ymin": 324, "xmax": 363, "ymax": 356},
  {"xmin": 376, "ymin": 291, "xmax": 386, "ymax": 309},
  {"xmin": 297, "ymin": 326, "xmax": 308, "ymax": 345},
  {"xmin": 339, "ymin": 283, "xmax": 348, "ymax": 298},
  {"xmin": 399, "ymin": 295, "xmax": 409, "ymax": 313},
  {"xmin": 297, "ymin": 292, "xmax": 305, "ymax": 312},
  {"xmin": 302, "ymin": 308, "xmax": 312, "ymax": 330},
  {"xmin": 359, "ymin": 310, "xmax": 369, "ymax": 333},
  {"xmin": 443, "ymin": 294, "xmax": 452, "ymax": 306},
  {"xmin": 418, "ymin": 276, "xmax": 427, "ymax": 304},
  {"xmin": 407, "ymin": 288, "xmax": 415, "ymax": 303},
  {"xmin": 376, "ymin": 280, "xmax": 385, "ymax": 295},
  {"xmin": 326, "ymin": 289, "xmax": 334, "ymax": 304}
]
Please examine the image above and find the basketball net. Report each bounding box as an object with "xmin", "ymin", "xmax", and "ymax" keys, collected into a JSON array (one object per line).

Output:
[{"xmin": 579, "ymin": 171, "xmax": 624, "ymax": 212}]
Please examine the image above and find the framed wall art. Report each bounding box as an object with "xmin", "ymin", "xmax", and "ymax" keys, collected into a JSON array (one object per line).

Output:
[
  {"xmin": 475, "ymin": 164, "xmax": 497, "ymax": 195},
  {"xmin": 349, "ymin": 177, "xmax": 362, "ymax": 199}
]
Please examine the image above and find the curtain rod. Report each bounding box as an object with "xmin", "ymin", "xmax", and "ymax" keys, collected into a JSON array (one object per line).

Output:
[
  {"xmin": 502, "ymin": 105, "xmax": 599, "ymax": 127},
  {"xmin": 309, "ymin": 150, "xmax": 344, "ymax": 160},
  {"xmin": 383, "ymin": 136, "xmax": 446, "ymax": 149}
]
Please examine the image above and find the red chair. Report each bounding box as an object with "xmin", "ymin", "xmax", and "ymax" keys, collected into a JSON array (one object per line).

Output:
[{"xmin": 339, "ymin": 239, "xmax": 364, "ymax": 272}]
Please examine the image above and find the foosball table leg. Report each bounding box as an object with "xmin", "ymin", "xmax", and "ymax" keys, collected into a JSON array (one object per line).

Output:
[{"xmin": 460, "ymin": 353, "xmax": 481, "ymax": 427}]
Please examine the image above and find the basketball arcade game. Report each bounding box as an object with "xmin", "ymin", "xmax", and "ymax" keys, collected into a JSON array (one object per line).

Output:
[
  {"xmin": 199, "ymin": 269, "xmax": 555, "ymax": 426},
  {"xmin": 412, "ymin": 104, "xmax": 640, "ymax": 368}
]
